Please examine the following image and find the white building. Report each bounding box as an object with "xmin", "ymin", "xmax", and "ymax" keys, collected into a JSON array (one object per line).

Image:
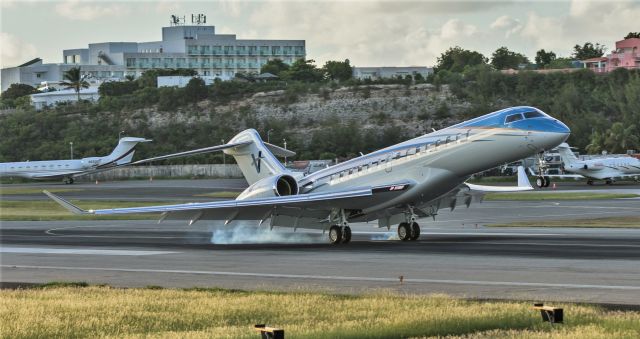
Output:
[
  {"xmin": 353, "ymin": 66, "xmax": 433, "ymax": 80},
  {"xmin": 30, "ymin": 88, "xmax": 100, "ymax": 110},
  {"xmin": 2, "ymin": 16, "xmax": 305, "ymax": 92}
]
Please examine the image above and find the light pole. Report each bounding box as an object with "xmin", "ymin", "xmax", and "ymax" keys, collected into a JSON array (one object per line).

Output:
[
  {"xmin": 283, "ymin": 138, "xmax": 287, "ymax": 165},
  {"xmin": 69, "ymin": 142, "xmax": 74, "ymax": 160},
  {"xmin": 118, "ymin": 130, "xmax": 125, "ymax": 139},
  {"xmin": 267, "ymin": 129, "xmax": 274, "ymax": 143},
  {"xmin": 221, "ymin": 139, "xmax": 226, "ymax": 177}
]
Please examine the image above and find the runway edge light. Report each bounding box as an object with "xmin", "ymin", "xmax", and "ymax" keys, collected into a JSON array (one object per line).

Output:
[
  {"xmin": 533, "ymin": 303, "xmax": 563, "ymax": 324},
  {"xmin": 254, "ymin": 324, "xmax": 284, "ymax": 339}
]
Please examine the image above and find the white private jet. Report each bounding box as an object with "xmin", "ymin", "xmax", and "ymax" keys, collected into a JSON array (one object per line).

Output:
[
  {"xmin": 45, "ymin": 106, "xmax": 570, "ymax": 244},
  {"xmin": 0, "ymin": 137, "xmax": 151, "ymax": 184},
  {"xmin": 536, "ymin": 143, "xmax": 640, "ymax": 186}
]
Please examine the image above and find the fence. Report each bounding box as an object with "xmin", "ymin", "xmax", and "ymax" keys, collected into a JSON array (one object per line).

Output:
[{"xmin": 82, "ymin": 164, "xmax": 243, "ymax": 181}]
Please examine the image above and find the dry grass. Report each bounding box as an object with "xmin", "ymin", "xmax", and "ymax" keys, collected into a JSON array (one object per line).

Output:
[{"xmin": 1, "ymin": 286, "xmax": 639, "ymax": 338}]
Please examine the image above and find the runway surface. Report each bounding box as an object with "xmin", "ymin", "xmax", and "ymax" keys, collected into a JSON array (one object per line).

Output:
[
  {"xmin": 1, "ymin": 179, "xmax": 640, "ymax": 305},
  {"xmin": 2, "ymin": 178, "xmax": 639, "ymax": 201}
]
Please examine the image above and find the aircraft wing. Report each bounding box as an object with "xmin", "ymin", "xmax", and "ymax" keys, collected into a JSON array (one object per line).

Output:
[{"xmin": 44, "ymin": 183, "xmax": 411, "ymax": 229}]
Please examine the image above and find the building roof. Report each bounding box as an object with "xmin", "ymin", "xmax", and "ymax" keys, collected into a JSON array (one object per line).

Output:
[
  {"xmin": 18, "ymin": 58, "xmax": 42, "ymax": 67},
  {"xmin": 257, "ymin": 72, "xmax": 279, "ymax": 79},
  {"xmin": 31, "ymin": 87, "xmax": 99, "ymax": 98},
  {"xmin": 582, "ymin": 57, "xmax": 608, "ymax": 63}
]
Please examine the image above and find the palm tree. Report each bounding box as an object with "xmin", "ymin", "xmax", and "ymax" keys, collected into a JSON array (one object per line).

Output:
[{"xmin": 60, "ymin": 67, "xmax": 89, "ymax": 101}]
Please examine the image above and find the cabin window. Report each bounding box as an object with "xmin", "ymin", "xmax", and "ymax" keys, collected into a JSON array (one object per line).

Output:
[
  {"xmin": 523, "ymin": 111, "xmax": 544, "ymax": 119},
  {"xmin": 505, "ymin": 114, "xmax": 523, "ymax": 123}
]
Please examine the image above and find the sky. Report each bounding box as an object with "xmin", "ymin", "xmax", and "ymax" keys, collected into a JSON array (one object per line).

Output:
[{"xmin": 1, "ymin": 0, "xmax": 639, "ymax": 69}]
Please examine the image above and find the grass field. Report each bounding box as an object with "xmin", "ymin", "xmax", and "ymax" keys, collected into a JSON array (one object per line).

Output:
[
  {"xmin": 194, "ymin": 191, "xmax": 241, "ymax": 199},
  {"xmin": 0, "ymin": 200, "xmax": 164, "ymax": 221},
  {"xmin": 1, "ymin": 285, "xmax": 638, "ymax": 338},
  {"xmin": 485, "ymin": 192, "xmax": 639, "ymax": 201},
  {"xmin": 0, "ymin": 187, "xmax": 82, "ymax": 195},
  {"xmin": 489, "ymin": 216, "xmax": 640, "ymax": 228}
]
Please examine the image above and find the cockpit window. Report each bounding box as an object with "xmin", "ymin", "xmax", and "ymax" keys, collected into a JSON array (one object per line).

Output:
[
  {"xmin": 523, "ymin": 111, "xmax": 544, "ymax": 119},
  {"xmin": 505, "ymin": 114, "xmax": 523, "ymax": 124}
]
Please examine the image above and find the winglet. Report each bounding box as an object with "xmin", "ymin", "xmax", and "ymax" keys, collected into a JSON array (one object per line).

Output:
[
  {"xmin": 43, "ymin": 190, "xmax": 92, "ymax": 215},
  {"xmin": 517, "ymin": 166, "xmax": 533, "ymax": 189},
  {"xmin": 465, "ymin": 166, "xmax": 533, "ymax": 192}
]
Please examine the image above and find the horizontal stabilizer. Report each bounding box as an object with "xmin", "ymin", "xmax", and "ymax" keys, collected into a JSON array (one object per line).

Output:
[
  {"xmin": 129, "ymin": 140, "xmax": 252, "ymax": 165},
  {"xmin": 264, "ymin": 142, "xmax": 296, "ymax": 157}
]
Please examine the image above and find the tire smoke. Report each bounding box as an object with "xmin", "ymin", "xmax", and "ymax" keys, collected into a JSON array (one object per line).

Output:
[{"xmin": 208, "ymin": 222, "xmax": 323, "ymax": 244}]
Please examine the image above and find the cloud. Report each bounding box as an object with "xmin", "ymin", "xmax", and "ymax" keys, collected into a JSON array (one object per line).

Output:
[
  {"xmin": 519, "ymin": 0, "xmax": 640, "ymax": 57},
  {"xmin": 0, "ymin": 32, "xmax": 37, "ymax": 68},
  {"xmin": 490, "ymin": 15, "xmax": 522, "ymax": 37},
  {"xmin": 55, "ymin": 0, "xmax": 129, "ymax": 21}
]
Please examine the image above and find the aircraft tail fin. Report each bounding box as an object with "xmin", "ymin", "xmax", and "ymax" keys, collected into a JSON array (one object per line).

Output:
[
  {"xmin": 100, "ymin": 137, "xmax": 151, "ymax": 167},
  {"xmin": 224, "ymin": 129, "xmax": 294, "ymax": 184},
  {"xmin": 556, "ymin": 143, "xmax": 579, "ymax": 166}
]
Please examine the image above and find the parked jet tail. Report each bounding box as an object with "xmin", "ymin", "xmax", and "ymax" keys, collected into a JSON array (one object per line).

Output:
[
  {"xmin": 224, "ymin": 129, "xmax": 295, "ymax": 185},
  {"xmin": 98, "ymin": 137, "xmax": 151, "ymax": 167},
  {"xmin": 556, "ymin": 142, "xmax": 579, "ymax": 166}
]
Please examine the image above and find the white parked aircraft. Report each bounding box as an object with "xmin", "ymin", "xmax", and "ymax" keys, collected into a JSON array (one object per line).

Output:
[
  {"xmin": 538, "ymin": 143, "xmax": 640, "ymax": 186},
  {"xmin": 0, "ymin": 137, "xmax": 150, "ymax": 184},
  {"xmin": 46, "ymin": 106, "xmax": 570, "ymax": 244}
]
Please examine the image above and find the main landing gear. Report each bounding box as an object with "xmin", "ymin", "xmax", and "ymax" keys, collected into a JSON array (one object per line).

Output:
[
  {"xmin": 397, "ymin": 222, "xmax": 420, "ymax": 241},
  {"xmin": 63, "ymin": 177, "xmax": 74, "ymax": 184},
  {"xmin": 328, "ymin": 209, "xmax": 352, "ymax": 244},
  {"xmin": 328, "ymin": 225, "xmax": 352, "ymax": 244},
  {"xmin": 536, "ymin": 176, "xmax": 550, "ymax": 188}
]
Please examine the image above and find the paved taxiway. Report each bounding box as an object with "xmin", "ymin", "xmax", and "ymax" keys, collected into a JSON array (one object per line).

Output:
[{"xmin": 2, "ymin": 180, "xmax": 639, "ymax": 305}]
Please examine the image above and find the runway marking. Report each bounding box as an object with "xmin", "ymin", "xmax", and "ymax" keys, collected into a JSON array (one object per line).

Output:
[
  {"xmin": 357, "ymin": 231, "xmax": 563, "ymax": 236},
  {"xmin": 429, "ymin": 241, "xmax": 640, "ymax": 248},
  {"xmin": 0, "ymin": 247, "xmax": 178, "ymax": 256},
  {"xmin": 3, "ymin": 265, "xmax": 640, "ymax": 291}
]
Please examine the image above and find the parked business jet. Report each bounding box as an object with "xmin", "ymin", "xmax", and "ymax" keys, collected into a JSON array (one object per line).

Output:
[
  {"xmin": 537, "ymin": 143, "xmax": 640, "ymax": 186},
  {"xmin": 46, "ymin": 106, "xmax": 570, "ymax": 244},
  {"xmin": 0, "ymin": 137, "xmax": 150, "ymax": 184}
]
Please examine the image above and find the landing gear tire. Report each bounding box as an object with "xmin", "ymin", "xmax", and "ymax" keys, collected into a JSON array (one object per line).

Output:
[
  {"xmin": 341, "ymin": 226, "xmax": 352, "ymax": 244},
  {"xmin": 606, "ymin": 179, "xmax": 613, "ymax": 185},
  {"xmin": 587, "ymin": 180, "xmax": 594, "ymax": 186},
  {"xmin": 536, "ymin": 176, "xmax": 546, "ymax": 188},
  {"xmin": 328, "ymin": 225, "xmax": 342, "ymax": 244},
  {"xmin": 544, "ymin": 176, "xmax": 551, "ymax": 188},
  {"xmin": 409, "ymin": 222, "xmax": 420, "ymax": 241},
  {"xmin": 63, "ymin": 177, "xmax": 74, "ymax": 184},
  {"xmin": 398, "ymin": 222, "xmax": 411, "ymax": 241}
]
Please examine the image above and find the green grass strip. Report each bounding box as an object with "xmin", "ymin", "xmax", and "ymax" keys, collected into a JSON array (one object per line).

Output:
[
  {"xmin": 485, "ymin": 192, "xmax": 639, "ymax": 201},
  {"xmin": 488, "ymin": 216, "xmax": 640, "ymax": 228},
  {"xmin": 0, "ymin": 187, "xmax": 83, "ymax": 195},
  {"xmin": 0, "ymin": 199, "xmax": 168, "ymax": 221}
]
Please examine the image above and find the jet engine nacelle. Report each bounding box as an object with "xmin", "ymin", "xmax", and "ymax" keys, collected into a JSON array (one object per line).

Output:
[{"xmin": 236, "ymin": 174, "xmax": 299, "ymax": 200}]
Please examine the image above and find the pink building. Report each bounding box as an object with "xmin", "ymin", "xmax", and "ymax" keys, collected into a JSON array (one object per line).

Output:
[{"xmin": 583, "ymin": 38, "xmax": 640, "ymax": 73}]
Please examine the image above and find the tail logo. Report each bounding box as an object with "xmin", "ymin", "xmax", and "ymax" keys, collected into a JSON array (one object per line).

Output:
[{"xmin": 251, "ymin": 151, "xmax": 263, "ymax": 173}]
